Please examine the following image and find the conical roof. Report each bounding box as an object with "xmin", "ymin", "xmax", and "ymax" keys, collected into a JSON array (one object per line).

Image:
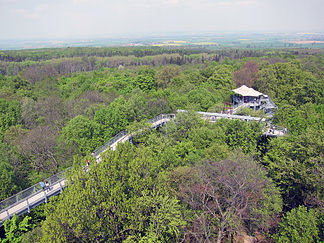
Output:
[{"xmin": 232, "ymin": 85, "xmax": 263, "ymax": 97}]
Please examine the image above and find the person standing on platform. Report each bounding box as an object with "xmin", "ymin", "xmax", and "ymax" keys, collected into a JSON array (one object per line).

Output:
[
  {"xmin": 40, "ymin": 181, "xmax": 45, "ymax": 191},
  {"xmin": 45, "ymin": 181, "xmax": 50, "ymax": 191}
]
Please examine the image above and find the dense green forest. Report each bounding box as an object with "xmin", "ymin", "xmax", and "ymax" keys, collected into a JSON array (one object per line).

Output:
[{"xmin": 0, "ymin": 46, "xmax": 323, "ymax": 242}]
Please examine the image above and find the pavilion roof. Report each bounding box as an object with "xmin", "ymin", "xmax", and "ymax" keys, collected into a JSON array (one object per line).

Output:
[{"xmin": 232, "ymin": 85, "xmax": 263, "ymax": 97}]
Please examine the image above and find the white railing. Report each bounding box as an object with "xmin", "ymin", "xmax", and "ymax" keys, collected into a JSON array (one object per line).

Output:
[
  {"xmin": 0, "ymin": 113, "xmax": 176, "ymax": 224},
  {"xmin": 0, "ymin": 111, "xmax": 286, "ymax": 224},
  {"xmin": 0, "ymin": 170, "xmax": 67, "ymax": 211}
]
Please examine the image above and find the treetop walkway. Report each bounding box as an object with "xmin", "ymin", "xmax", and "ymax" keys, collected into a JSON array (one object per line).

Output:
[
  {"xmin": 0, "ymin": 114, "xmax": 175, "ymax": 225},
  {"xmin": 0, "ymin": 111, "xmax": 286, "ymax": 225}
]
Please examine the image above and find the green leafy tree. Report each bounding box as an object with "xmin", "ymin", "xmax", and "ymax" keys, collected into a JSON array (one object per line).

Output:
[
  {"xmin": 273, "ymin": 206, "xmax": 320, "ymax": 243},
  {"xmin": 262, "ymin": 130, "xmax": 324, "ymax": 208},
  {"xmin": 93, "ymin": 96, "xmax": 129, "ymax": 140},
  {"xmin": 127, "ymin": 192, "xmax": 186, "ymax": 242},
  {"xmin": 135, "ymin": 67, "xmax": 156, "ymax": 92},
  {"xmin": 218, "ymin": 119, "xmax": 264, "ymax": 154},
  {"xmin": 156, "ymin": 65, "xmax": 181, "ymax": 88},
  {"xmin": 273, "ymin": 103, "xmax": 323, "ymax": 135},
  {"xmin": 256, "ymin": 61, "xmax": 323, "ymax": 106},
  {"xmin": 58, "ymin": 73, "xmax": 97, "ymax": 99},
  {"xmin": 2, "ymin": 215, "xmax": 35, "ymax": 243},
  {"xmin": 0, "ymin": 162, "xmax": 18, "ymax": 200},
  {"xmin": 207, "ymin": 64, "xmax": 235, "ymax": 94},
  {"xmin": 125, "ymin": 92, "xmax": 148, "ymax": 122},
  {"xmin": 162, "ymin": 111, "xmax": 204, "ymax": 143},
  {"xmin": 41, "ymin": 143, "xmax": 185, "ymax": 242},
  {"xmin": 0, "ymin": 99, "xmax": 21, "ymax": 132},
  {"xmin": 135, "ymin": 75, "xmax": 156, "ymax": 92},
  {"xmin": 187, "ymin": 87, "xmax": 219, "ymax": 111},
  {"xmin": 60, "ymin": 115, "xmax": 103, "ymax": 155},
  {"xmin": 110, "ymin": 72, "xmax": 135, "ymax": 94}
]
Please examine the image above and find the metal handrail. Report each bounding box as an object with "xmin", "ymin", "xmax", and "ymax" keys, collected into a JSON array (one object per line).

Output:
[
  {"xmin": 0, "ymin": 113, "xmax": 175, "ymax": 215},
  {"xmin": 0, "ymin": 111, "xmax": 284, "ymax": 219},
  {"xmin": 0, "ymin": 169, "xmax": 68, "ymax": 211},
  {"xmin": 92, "ymin": 130, "xmax": 128, "ymax": 157}
]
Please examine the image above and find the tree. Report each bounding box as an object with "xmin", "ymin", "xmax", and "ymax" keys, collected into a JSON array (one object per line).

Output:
[
  {"xmin": 234, "ymin": 60, "xmax": 259, "ymax": 88},
  {"xmin": 125, "ymin": 92, "xmax": 148, "ymax": 122},
  {"xmin": 135, "ymin": 75, "xmax": 156, "ymax": 92},
  {"xmin": 41, "ymin": 143, "xmax": 185, "ymax": 242},
  {"xmin": 273, "ymin": 206, "xmax": 320, "ymax": 243},
  {"xmin": 135, "ymin": 66, "xmax": 156, "ymax": 92},
  {"xmin": 127, "ymin": 192, "xmax": 186, "ymax": 242},
  {"xmin": 255, "ymin": 62, "xmax": 323, "ymax": 106},
  {"xmin": 2, "ymin": 215, "xmax": 35, "ymax": 243},
  {"xmin": 156, "ymin": 65, "xmax": 181, "ymax": 88},
  {"xmin": 161, "ymin": 111, "xmax": 204, "ymax": 143},
  {"xmin": 0, "ymin": 99, "xmax": 21, "ymax": 132},
  {"xmin": 21, "ymin": 98, "xmax": 38, "ymax": 129},
  {"xmin": 207, "ymin": 64, "xmax": 235, "ymax": 94},
  {"xmin": 273, "ymin": 103, "xmax": 323, "ymax": 136},
  {"xmin": 187, "ymin": 87, "xmax": 219, "ymax": 111},
  {"xmin": 218, "ymin": 119, "xmax": 264, "ymax": 154},
  {"xmin": 19, "ymin": 125, "xmax": 60, "ymax": 172},
  {"xmin": 93, "ymin": 96, "xmax": 129, "ymax": 140},
  {"xmin": 60, "ymin": 115, "xmax": 103, "ymax": 155},
  {"xmin": 169, "ymin": 153, "xmax": 282, "ymax": 242},
  {"xmin": 262, "ymin": 130, "xmax": 324, "ymax": 208},
  {"xmin": 0, "ymin": 162, "xmax": 18, "ymax": 200}
]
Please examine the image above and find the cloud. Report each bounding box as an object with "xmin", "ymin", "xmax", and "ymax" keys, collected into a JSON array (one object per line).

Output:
[
  {"xmin": 162, "ymin": 0, "xmax": 180, "ymax": 4},
  {"xmin": 237, "ymin": 0, "xmax": 257, "ymax": 6},
  {"xmin": 11, "ymin": 8, "xmax": 27, "ymax": 14},
  {"xmin": 217, "ymin": 1, "xmax": 233, "ymax": 6},
  {"xmin": 1, "ymin": 0, "xmax": 323, "ymax": 39},
  {"xmin": 11, "ymin": 3, "xmax": 49, "ymax": 19},
  {"xmin": 72, "ymin": 0, "xmax": 89, "ymax": 3}
]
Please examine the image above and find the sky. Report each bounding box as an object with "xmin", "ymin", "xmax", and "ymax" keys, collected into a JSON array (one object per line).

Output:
[{"xmin": 0, "ymin": 0, "xmax": 323, "ymax": 39}]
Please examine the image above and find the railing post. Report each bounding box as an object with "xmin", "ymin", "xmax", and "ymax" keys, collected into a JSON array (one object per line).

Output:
[
  {"xmin": 43, "ymin": 191, "xmax": 47, "ymax": 203},
  {"xmin": 59, "ymin": 181, "xmax": 63, "ymax": 192},
  {"xmin": 26, "ymin": 198, "xmax": 30, "ymax": 213}
]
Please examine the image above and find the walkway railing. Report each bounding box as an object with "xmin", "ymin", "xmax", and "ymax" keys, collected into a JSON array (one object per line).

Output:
[
  {"xmin": 92, "ymin": 130, "xmax": 128, "ymax": 158},
  {"xmin": 0, "ymin": 170, "xmax": 67, "ymax": 212},
  {"xmin": 0, "ymin": 113, "xmax": 175, "ymax": 224},
  {"xmin": 0, "ymin": 111, "xmax": 285, "ymax": 224},
  {"xmin": 195, "ymin": 111, "xmax": 266, "ymax": 122}
]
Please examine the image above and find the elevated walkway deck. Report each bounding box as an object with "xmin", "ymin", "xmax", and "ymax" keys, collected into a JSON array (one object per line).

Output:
[
  {"xmin": 0, "ymin": 114, "xmax": 175, "ymax": 225},
  {"xmin": 0, "ymin": 111, "xmax": 285, "ymax": 225}
]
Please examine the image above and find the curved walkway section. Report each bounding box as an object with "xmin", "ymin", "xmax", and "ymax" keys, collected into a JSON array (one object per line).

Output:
[
  {"xmin": 0, "ymin": 112, "xmax": 285, "ymax": 225},
  {"xmin": 0, "ymin": 114, "xmax": 175, "ymax": 225}
]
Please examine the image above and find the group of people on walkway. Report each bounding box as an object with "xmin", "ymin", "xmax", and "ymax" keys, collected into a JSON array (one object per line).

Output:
[
  {"xmin": 40, "ymin": 181, "xmax": 50, "ymax": 191},
  {"xmin": 267, "ymin": 126, "xmax": 288, "ymax": 135}
]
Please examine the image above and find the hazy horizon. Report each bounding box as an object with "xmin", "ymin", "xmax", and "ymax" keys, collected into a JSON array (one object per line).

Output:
[{"xmin": 1, "ymin": 0, "xmax": 323, "ymax": 40}]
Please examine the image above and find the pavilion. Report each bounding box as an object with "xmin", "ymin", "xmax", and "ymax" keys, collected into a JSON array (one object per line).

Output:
[{"xmin": 232, "ymin": 85, "xmax": 277, "ymax": 115}]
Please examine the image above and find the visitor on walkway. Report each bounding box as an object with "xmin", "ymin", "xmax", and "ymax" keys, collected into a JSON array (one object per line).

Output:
[
  {"xmin": 45, "ymin": 181, "xmax": 50, "ymax": 191},
  {"xmin": 40, "ymin": 181, "xmax": 45, "ymax": 190}
]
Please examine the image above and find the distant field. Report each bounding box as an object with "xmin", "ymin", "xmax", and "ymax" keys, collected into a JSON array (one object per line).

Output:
[
  {"xmin": 1, "ymin": 32, "xmax": 323, "ymax": 50},
  {"xmin": 288, "ymin": 40, "xmax": 324, "ymax": 44},
  {"xmin": 191, "ymin": 42, "xmax": 219, "ymax": 45},
  {"xmin": 152, "ymin": 40, "xmax": 219, "ymax": 46}
]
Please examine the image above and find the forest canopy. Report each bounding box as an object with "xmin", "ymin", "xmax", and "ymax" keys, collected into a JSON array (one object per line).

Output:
[{"xmin": 0, "ymin": 47, "xmax": 323, "ymax": 242}]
